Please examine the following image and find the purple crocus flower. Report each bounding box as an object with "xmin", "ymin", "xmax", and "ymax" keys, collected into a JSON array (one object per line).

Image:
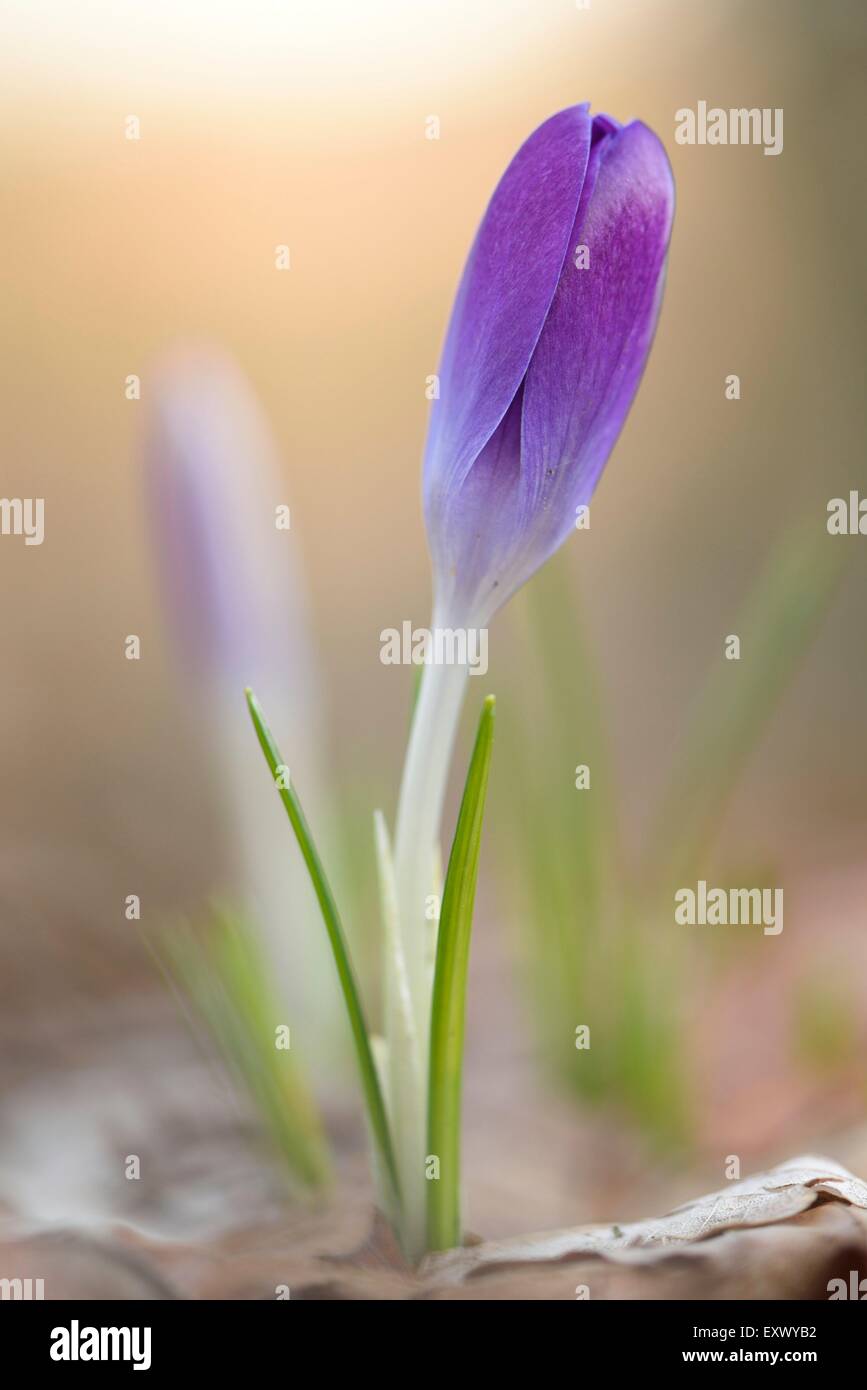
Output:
[
  {"xmin": 424, "ymin": 103, "xmax": 674, "ymax": 626},
  {"xmin": 390, "ymin": 111, "xmax": 674, "ymax": 1247}
]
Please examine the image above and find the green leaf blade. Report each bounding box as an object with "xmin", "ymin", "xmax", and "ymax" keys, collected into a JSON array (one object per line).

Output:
[
  {"xmin": 150, "ymin": 907, "xmax": 333, "ymax": 1190},
  {"xmin": 427, "ymin": 694, "xmax": 496, "ymax": 1252},
  {"xmin": 245, "ymin": 687, "xmax": 401, "ymax": 1216}
]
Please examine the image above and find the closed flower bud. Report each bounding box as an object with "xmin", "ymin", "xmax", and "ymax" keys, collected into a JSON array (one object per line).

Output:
[{"xmin": 424, "ymin": 104, "xmax": 675, "ymax": 625}]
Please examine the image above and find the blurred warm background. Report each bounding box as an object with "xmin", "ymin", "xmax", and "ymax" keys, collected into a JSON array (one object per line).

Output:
[{"xmin": 1, "ymin": 0, "xmax": 866, "ymax": 1252}]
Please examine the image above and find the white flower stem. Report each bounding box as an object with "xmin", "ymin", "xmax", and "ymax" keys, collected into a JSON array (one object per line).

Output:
[
  {"xmin": 374, "ymin": 809, "xmax": 424, "ymax": 1254},
  {"xmin": 391, "ymin": 631, "xmax": 469, "ymax": 1255},
  {"xmin": 394, "ymin": 653, "xmax": 470, "ymax": 1039}
]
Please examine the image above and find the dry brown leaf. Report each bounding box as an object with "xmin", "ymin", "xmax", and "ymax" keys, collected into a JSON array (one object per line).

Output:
[
  {"xmin": 421, "ymin": 1154, "xmax": 867, "ymax": 1288},
  {"xmin": 421, "ymin": 1205, "xmax": 867, "ymax": 1300},
  {"xmin": 4, "ymin": 1155, "xmax": 866, "ymax": 1299},
  {"xmin": 0, "ymin": 1230, "xmax": 179, "ymax": 1300}
]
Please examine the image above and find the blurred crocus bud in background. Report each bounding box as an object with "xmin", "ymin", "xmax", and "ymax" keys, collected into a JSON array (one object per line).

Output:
[
  {"xmin": 143, "ymin": 346, "xmax": 340, "ymax": 1064},
  {"xmin": 423, "ymin": 104, "xmax": 675, "ymax": 628}
]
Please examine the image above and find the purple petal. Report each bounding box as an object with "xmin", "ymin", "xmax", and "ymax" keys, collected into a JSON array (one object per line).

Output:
[
  {"xmin": 511, "ymin": 119, "xmax": 674, "ymax": 593},
  {"xmin": 424, "ymin": 105, "xmax": 593, "ymax": 514},
  {"xmin": 428, "ymin": 118, "xmax": 674, "ymax": 623},
  {"xmin": 428, "ymin": 383, "xmax": 526, "ymax": 621}
]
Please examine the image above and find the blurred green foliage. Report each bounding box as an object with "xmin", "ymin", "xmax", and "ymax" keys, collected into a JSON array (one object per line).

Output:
[
  {"xmin": 793, "ymin": 972, "xmax": 860, "ymax": 1075},
  {"xmin": 500, "ymin": 522, "xmax": 849, "ymax": 1148},
  {"xmin": 149, "ymin": 905, "xmax": 333, "ymax": 1192}
]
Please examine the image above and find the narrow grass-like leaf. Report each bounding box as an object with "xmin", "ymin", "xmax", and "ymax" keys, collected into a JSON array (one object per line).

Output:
[
  {"xmin": 427, "ymin": 694, "xmax": 495, "ymax": 1252},
  {"xmin": 245, "ymin": 687, "xmax": 401, "ymax": 1214},
  {"xmin": 147, "ymin": 908, "xmax": 332, "ymax": 1190},
  {"xmin": 207, "ymin": 905, "xmax": 333, "ymax": 1184}
]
